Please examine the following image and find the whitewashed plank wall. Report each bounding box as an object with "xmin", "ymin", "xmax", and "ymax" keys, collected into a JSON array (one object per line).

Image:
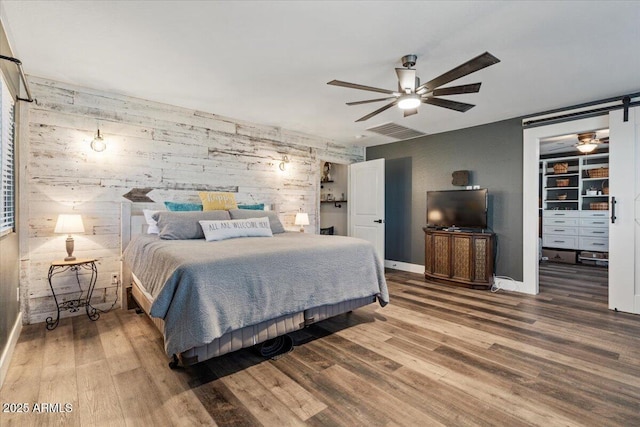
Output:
[{"xmin": 20, "ymin": 76, "xmax": 364, "ymax": 325}]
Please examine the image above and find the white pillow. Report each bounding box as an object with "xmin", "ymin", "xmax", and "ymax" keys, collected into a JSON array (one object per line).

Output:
[
  {"xmin": 143, "ymin": 209, "xmax": 160, "ymax": 234},
  {"xmin": 199, "ymin": 217, "xmax": 273, "ymax": 241}
]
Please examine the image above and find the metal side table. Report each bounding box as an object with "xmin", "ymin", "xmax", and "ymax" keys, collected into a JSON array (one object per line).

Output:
[{"xmin": 46, "ymin": 258, "xmax": 99, "ymax": 330}]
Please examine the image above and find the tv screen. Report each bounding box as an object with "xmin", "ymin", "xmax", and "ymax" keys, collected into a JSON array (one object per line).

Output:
[{"xmin": 427, "ymin": 189, "xmax": 488, "ymax": 229}]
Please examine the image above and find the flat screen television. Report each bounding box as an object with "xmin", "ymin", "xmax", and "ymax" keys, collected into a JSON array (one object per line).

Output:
[{"xmin": 426, "ymin": 189, "xmax": 488, "ymax": 229}]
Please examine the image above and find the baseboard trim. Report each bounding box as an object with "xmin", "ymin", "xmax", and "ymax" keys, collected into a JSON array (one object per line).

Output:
[
  {"xmin": 0, "ymin": 311, "xmax": 23, "ymax": 390},
  {"xmin": 494, "ymin": 277, "xmax": 529, "ymax": 294},
  {"xmin": 384, "ymin": 260, "xmax": 425, "ymax": 274}
]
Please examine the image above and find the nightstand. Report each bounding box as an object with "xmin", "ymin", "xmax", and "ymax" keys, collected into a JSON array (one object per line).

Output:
[{"xmin": 46, "ymin": 258, "xmax": 99, "ymax": 330}]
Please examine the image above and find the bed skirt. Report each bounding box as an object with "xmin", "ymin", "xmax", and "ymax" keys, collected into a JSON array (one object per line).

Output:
[{"xmin": 130, "ymin": 277, "xmax": 374, "ymax": 366}]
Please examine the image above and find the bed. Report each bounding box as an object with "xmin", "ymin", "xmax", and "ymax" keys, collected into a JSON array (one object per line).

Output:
[{"xmin": 120, "ymin": 203, "xmax": 388, "ymax": 367}]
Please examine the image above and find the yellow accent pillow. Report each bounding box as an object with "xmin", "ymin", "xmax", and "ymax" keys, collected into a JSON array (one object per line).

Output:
[{"xmin": 198, "ymin": 192, "xmax": 238, "ymax": 210}]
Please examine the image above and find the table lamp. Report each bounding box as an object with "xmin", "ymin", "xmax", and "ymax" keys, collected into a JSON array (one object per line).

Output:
[
  {"xmin": 54, "ymin": 214, "xmax": 85, "ymax": 261},
  {"xmin": 294, "ymin": 212, "xmax": 309, "ymax": 233}
]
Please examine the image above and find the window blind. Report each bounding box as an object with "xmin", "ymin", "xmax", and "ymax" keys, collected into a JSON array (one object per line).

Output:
[{"xmin": 0, "ymin": 73, "xmax": 15, "ymax": 234}]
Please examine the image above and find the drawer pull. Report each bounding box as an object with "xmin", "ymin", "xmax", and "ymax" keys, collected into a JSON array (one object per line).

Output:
[
  {"xmin": 592, "ymin": 221, "xmax": 605, "ymax": 225},
  {"xmin": 593, "ymin": 243, "xmax": 606, "ymax": 246},
  {"xmin": 553, "ymin": 240, "xmax": 565, "ymax": 243},
  {"xmin": 592, "ymin": 231, "xmax": 605, "ymax": 234},
  {"xmin": 553, "ymin": 221, "xmax": 566, "ymax": 224},
  {"xmin": 554, "ymin": 229, "xmax": 565, "ymax": 232}
]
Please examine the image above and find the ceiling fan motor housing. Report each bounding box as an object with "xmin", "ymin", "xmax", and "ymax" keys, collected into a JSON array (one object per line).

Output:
[
  {"xmin": 401, "ymin": 54, "xmax": 417, "ymax": 68},
  {"xmin": 578, "ymin": 132, "xmax": 597, "ymax": 142}
]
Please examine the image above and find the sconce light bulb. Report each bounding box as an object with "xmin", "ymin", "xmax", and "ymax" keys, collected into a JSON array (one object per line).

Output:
[{"xmin": 91, "ymin": 129, "xmax": 106, "ymax": 152}]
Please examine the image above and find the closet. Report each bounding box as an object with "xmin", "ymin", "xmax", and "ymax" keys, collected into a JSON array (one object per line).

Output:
[{"xmin": 540, "ymin": 147, "xmax": 610, "ymax": 265}]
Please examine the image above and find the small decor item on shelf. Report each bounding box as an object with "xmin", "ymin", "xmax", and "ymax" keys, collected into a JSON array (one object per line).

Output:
[
  {"xmin": 586, "ymin": 188, "xmax": 598, "ymax": 196},
  {"xmin": 553, "ymin": 162, "xmax": 569, "ymax": 174},
  {"xmin": 321, "ymin": 161, "xmax": 332, "ymax": 182},
  {"xmin": 602, "ymin": 180, "xmax": 609, "ymax": 195},
  {"xmin": 590, "ymin": 202, "xmax": 609, "ymax": 210},
  {"xmin": 556, "ymin": 178, "xmax": 570, "ymax": 187},
  {"xmin": 557, "ymin": 194, "xmax": 568, "ymax": 200},
  {"xmin": 587, "ymin": 167, "xmax": 609, "ymax": 178}
]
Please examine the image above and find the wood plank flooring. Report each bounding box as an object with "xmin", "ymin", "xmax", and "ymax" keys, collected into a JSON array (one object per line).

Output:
[{"xmin": 2, "ymin": 264, "xmax": 639, "ymax": 426}]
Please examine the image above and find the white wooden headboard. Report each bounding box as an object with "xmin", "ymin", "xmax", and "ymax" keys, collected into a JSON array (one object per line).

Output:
[{"xmin": 120, "ymin": 202, "xmax": 163, "ymax": 309}]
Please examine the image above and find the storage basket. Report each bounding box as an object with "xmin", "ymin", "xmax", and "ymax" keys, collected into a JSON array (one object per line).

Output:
[
  {"xmin": 557, "ymin": 194, "xmax": 567, "ymax": 200},
  {"xmin": 589, "ymin": 202, "xmax": 609, "ymax": 210},
  {"xmin": 553, "ymin": 163, "xmax": 569, "ymax": 174},
  {"xmin": 556, "ymin": 178, "xmax": 570, "ymax": 187},
  {"xmin": 587, "ymin": 167, "xmax": 609, "ymax": 178},
  {"xmin": 602, "ymin": 179, "xmax": 609, "ymax": 195}
]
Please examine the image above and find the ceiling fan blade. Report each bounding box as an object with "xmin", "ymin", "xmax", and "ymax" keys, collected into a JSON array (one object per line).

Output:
[
  {"xmin": 422, "ymin": 97, "xmax": 475, "ymax": 112},
  {"xmin": 355, "ymin": 101, "xmax": 398, "ymax": 122},
  {"xmin": 395, "ymin": 68, "xmax": 417, "ymax": 92},
  {"xmin": 431, "ymin": 83, "xmax": 482, "ymax": 96},
  {"xmin": 346, "ymin": 97, "xmax": 397, "ymax": 106},
  {"xmin": 416, "ymin": 52, "xmax": 500, "ymax": 92},
  {"xmin": 404, "ymin": 108, "xmax": 418, "ymax": 118},
  {"xmin": 327, "ymin": 79, "xmax": 396, "ymax": 95}
]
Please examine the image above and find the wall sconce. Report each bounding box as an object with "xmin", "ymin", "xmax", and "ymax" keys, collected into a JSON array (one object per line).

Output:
[
  {"xmin": 279, "ymin": 155, "xmax": 289, "ymax": 171},
  {"xmin": 90, "ymin": 128, "xmax": 106, "ymax": 152},
  {"xmin": 54, "ymin": 214, "xmax": 85, "ymax": 260},
  {"xmin": 294, "ymin": 212, "xmax": 309, "ymax": 232}
]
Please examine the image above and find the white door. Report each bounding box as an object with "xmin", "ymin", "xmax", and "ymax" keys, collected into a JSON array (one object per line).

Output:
[
  {"xmin": 608, "ymin": 107, "xmax": 639, "ymax": 314},
  {"xmin": 348, "ymin": 159, "xmax": 385, "ymax": 261}
]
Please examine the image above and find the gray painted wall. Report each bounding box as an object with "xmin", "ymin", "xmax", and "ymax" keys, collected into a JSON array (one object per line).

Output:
[{"xmin": 367, "ymin": 117, "xmax": 524, "ymax": 280}]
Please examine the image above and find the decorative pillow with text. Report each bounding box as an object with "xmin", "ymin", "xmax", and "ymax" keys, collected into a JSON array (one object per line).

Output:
[
  {"xmin": 199, "ymin": 192, "xmax": 238, "ymax": 211},
  {"xmin": 199, "ymin": 217, "xmax": 273, "ymax": 241}
]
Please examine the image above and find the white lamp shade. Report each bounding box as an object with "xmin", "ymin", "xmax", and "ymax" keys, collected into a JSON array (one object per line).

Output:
[
  {"xmin": 54, "ymin": 214, "xmax": 85, "ymax": 234},
  {"xmin": 294, "ymin": 212, "xmax": 310, "ymax": 226}
]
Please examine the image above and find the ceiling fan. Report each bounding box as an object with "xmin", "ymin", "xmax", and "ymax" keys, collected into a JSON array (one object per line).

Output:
[{"xmin": 327, "ymin": 52, "xmax": 500, "ymax": 122}]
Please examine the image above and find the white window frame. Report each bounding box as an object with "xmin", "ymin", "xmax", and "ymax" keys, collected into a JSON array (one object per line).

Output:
[{"xmin": 0, "ymin": 72, "xmax": 16, "ymax": 236}]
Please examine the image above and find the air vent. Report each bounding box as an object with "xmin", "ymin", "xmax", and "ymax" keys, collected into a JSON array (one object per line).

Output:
[{"xmin": 366, "ymin": 122, "xmax": 427, "ymax": 140}]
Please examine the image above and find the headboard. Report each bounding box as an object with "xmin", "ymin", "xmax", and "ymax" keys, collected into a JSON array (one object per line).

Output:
[
  {"xmin": 120, "ymin": 202, "xmax": 163, "ymax": 309},
  {"xmin": 120, "ymin": 202, "xmax": 164, "ymax": 250}
]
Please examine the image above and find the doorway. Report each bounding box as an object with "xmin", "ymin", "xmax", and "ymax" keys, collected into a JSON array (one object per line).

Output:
[
  {"xmin": 538, "ymin": 128, "xmax": 610, "ymax": 297},
  {"xmin": 523, "ymin": 115, "xmax": 609, "ymax": 295},
  {"xmin": 319, "ymin": 161, "xmax": 348, "ymax": 236},
  {"xmin": 523, "ymin": 108, "xmax": 639, "ymax": 313}
]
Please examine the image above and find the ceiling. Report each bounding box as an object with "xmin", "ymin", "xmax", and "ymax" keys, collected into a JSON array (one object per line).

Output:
[{"xmin": 2, "ymin": 1, "xmax": 639, "ymax": 147}]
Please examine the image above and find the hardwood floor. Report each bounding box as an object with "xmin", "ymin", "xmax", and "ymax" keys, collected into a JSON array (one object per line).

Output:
[{"xmin": 2, "ymin": 264, "xmax": 639, "ymax": 426}]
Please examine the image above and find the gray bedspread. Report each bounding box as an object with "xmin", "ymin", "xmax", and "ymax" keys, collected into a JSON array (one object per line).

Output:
[{"xmin": 122, "ymin": 232, "xmax": 388, "ymax": 356}]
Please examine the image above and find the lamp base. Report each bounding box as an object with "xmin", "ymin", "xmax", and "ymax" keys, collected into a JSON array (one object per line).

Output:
[
  {"xmin": 65, "ymin": 236, "xmax": 76, "ymax": 261},
  {"xmin": 299, "ymin": 227, "xmax": 305, "ymax": 233}
]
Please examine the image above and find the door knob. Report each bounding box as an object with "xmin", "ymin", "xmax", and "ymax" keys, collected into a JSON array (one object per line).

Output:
[{"xmin": 373, "ymin": 219, "xmax": 383, "ymax": 223}]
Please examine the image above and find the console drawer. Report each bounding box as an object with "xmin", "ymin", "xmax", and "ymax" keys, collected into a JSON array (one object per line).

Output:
[
  {"xmin": 580, "ymin": 218, "xmax": 609, "ymax": 227},
  {"xmin": 580, "ymin": 227, "xmax": 609, "ymax": 237},
  {"xmin": 542, "ymin": 225, "xmax": 578, "ymax": 236},
  {"xmin": 579, "ymin": 237, "xmax": 609, "ymax": 251},
  {"xmin": 543, "ymin": 234, "xmax": 578, "ymax": 249},
  {"xmin": 543, "ymin": 217, "xmax": 580, "ymax": 227},
  {"xmin": 543, "ymin": 210, "xmax": 580, "ymax": 218}
]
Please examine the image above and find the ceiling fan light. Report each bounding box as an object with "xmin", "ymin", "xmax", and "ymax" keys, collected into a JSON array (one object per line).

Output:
[
  {"xmin": 576, "ymin": 141, "xmax": 598, "ymax": 153},
  {"xmin": 398, "ymin": 94, "xmax": 420, "ymax": 110}
]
